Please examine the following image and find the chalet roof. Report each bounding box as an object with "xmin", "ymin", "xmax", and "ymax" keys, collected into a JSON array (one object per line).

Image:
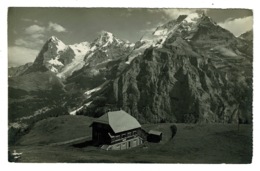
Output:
[
  {"xmin": 148, "ymin": 130, "xmax": 162, "ymax": 136},
  {"xmin": 94, "ymin": 110, "xmax": 141, "ymax": 133}
]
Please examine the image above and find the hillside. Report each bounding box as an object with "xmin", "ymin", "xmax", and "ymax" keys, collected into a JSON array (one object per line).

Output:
[
  {"xmin": 9, "ymin": 115, "xmax": 252, "ymax": 163},
  {"xmin": 239, "ymin": 29, "xmax": 253, "ymax": 42},
  {"xmin": 8, "ymin": 62, "xmax": 33, "ymax": 77},
  {"xmin": 17, "ymin": 115, "xmax": 94, "ymax": 145}
]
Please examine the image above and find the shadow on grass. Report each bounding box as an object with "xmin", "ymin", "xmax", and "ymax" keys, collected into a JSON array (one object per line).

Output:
[{"xmin": 72, "ymin": 140, "xmax": 93, "ymax": 148}]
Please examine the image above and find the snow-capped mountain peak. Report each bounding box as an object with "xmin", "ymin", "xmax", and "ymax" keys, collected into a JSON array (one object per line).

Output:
[
  {"xmin": 94, "ymin": 31, "xmax": 115, "ymax": 47},
  {"xmin": 125, "ymin": 12, "xmax": 219, "ymax": 65},
  {"xmin": 183, "ymin": 13, "xmax": 201, "ymax": 24},
  {"xmin": 90, "ymin": 31, "xmax": 133, "ymax": 51},
  {"xmin": 49, "ymin": 36, "xmax": 67, "ymax": 53},
  {"xmin": 50, "ymin": 36, "xmax": 59, "ymax": 41},
  {"xmin": 153, "ymin": 12, "xmax": 214, "ymax": 36}
]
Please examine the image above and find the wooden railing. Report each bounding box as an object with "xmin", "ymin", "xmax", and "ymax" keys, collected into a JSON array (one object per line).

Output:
[{"xmin": 111, "ymin": 134, "xmax": 138, "ymax": 143}]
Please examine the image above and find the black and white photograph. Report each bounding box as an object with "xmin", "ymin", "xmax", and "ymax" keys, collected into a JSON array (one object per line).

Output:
[{"xmin": 6, "ymin": 6, "xmax": 254, "ymax": 164}]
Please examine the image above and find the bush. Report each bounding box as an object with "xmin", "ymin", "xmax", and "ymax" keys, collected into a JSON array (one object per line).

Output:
[{"xmin": 170, "ymin": 124, "xmax": 177, "ymax": 139}]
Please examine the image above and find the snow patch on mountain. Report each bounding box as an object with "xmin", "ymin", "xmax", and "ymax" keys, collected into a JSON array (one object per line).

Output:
[
  {"xmin": 69, "ymin": 42, "xmax": 90, "ymax": 55},
  {"xmin": 84, "ymin": 87, "xmax": 102, "ymax": 96},
  {"xmin": 115, "ymin": 37, "xmax": 124, "ymax": 45},
  {"xmin": 57, "ymin": 42, "xmax": 91, "ymax": 79},
  {"xmin": 50, "ymin": 66, "xmax": 58, "ymax": 73},
  {"xmin": 103, "ymin": 32, "xmax": 113, "ymax": 47},
  {"xmin": 69, "ymin": 101, "xmax": 92, "ymax": 115},
  {"xmin": 129, "ymin": 43, "xmax": 135, "ymax": 47},
  {"xmin": 98, "ymin": 59, "xmax": 112, "ymax": 65},
  {"xmin": 57, "ymin": 58, "xmax": 85, "ymax": 79},
  {"xmin": 154, "ymin": 28, "xmax": 168, "ymax": 36},
  {"xmin": 96, "ymin": 31, "xmax": 114, "ymax": 47},
  {"xmin": 90, "ymin": 46, "xmax": 97, "ymax": 51},
  {"xmin": 56, "ymin": 41, "xmax": 67, "ymax": 53},
  {"xmin": 19, "ymin": 107, "xmax": 51, "ymax": 121},
  {"xmin": 183, "ymin": 13, "xmax": 200, "ymax": 24},
  {"xmin": 214, "ymin": 46, "xmax": 238, "ymax": 57},
  {"xmin": 48, "ymin": 57, "xmax": 64, "ymax": 66},
  {"xmin": 50, "ymin": 36, "xmax": 67, "ymax": 53},
  {"xmin": 126, "ymin": 39, "xmax": 153, "ymax": 64}
]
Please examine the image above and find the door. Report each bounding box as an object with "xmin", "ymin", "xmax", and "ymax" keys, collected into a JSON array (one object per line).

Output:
[
  {"xmin": 121, "ymin": 142, "xmax": 126, "ymax": 149},
  {"xmin": 132, "ymin": 139, "xmax": 137, "ymax": 147}
]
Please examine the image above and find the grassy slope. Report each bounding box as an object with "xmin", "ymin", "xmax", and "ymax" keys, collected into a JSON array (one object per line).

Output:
[
  {"xmin": 8, "ymin": 71, "xmax": 67, "ymax": 122},
  {"xmin": 17, "ymin": 115, "xmax": 94, "ymax": 145},
  {"xmin": 10, "ymin": 115, "xmax": 252, "ymax": 163}
]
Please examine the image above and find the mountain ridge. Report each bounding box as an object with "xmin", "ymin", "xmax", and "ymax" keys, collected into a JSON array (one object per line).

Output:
[{"xmin": 9, "ymin": 12, "xmax": 253, "ymax": 125}]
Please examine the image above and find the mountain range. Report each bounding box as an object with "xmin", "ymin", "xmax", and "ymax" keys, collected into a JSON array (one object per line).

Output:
[{"xmin": 8, "ymin": 13, "xmax": 253, "ymax": 130}]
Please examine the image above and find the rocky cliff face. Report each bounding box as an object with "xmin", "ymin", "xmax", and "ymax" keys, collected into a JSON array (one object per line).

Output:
[
  {"xmin": 238, "ymin": 30, "xmax": 253, "ymax": 57},
  {"xmin": 111, "ymin": 43, "xmax": 251, "ymax": 123},
  {"xmin": 79, "ymin": 13, "xmax": 252, "ymax": 124}
]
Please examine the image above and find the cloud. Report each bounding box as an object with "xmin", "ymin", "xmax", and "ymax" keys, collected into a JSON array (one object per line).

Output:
[
  {"xmin": 12, "ymin": 21, "xmax": 67, "ymax": 63},
  {"xmin": 160, "ymin": 9, "xmax": 196, "ymax": 19},
  {"xmin": 24, "ymin": 22, "xmax": 67, "ymax": 35},
  {"xmin": 48, "ymin": 22, "xmax": 67, "ymax": 32},
  {"xmin": 14, "ymin": 39, "xmax": 28, "ymax": 46},
  {"xmin": 147, "ymin": 9, "xmax": 196, "ymax": 20},
  {"xmin": 146, "ymin": 21, "xmax": 152, "ymax": 25},
  {"xmin": 21, "ymin": 18, "xmax": 38, "ymax": 23},
  {"xmin": 25, "ymin": 25, "xmax": 46, "ymax": 34},
  {"xmin": 218, "ymin": 16, "xmax": 253, "ymax": 36},
  {"xmin": 147, "ymin": 9, "xmax": 208, "ymax": 21},
  {"xmin": 30, "ymin": 33, "xmax": 44, "ymax": 39},
  {"xmin": 15, "ymin": 38, "xmax": 44, "ymax": 48},
  {"xmin": 8, "ymin": 46, "xmax": 39, "ymax": 67}
]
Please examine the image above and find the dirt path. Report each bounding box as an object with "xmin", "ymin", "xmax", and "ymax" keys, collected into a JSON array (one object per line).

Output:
[{"xmin": 48, "ymin": 136, "xmax": 91, "ymax": 146}]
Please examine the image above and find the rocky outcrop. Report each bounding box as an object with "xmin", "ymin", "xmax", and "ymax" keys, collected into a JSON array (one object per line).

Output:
[
  {"xmin": 81, "ymin": 14, "xmax": 252, "ymax": 124},
  {"xmin": 111, "ymin": 40, "xmax": 251, "ymax": 123}
]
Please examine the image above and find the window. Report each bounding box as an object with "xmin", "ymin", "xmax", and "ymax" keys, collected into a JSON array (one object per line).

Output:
[
  {"xmin": 127, "ymin": 132, "xmax": 132, "ymax": 137},
  {"xmin": 133, "ymin": 131, "xmax": 137, "ymax": 135},
  {"xmin": 122, "ymin": 134, "xmax": 126, "ymax": 138}
]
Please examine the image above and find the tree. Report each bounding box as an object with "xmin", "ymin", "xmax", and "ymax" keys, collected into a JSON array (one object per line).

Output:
[{"xmin": 170, "ymin": 124, "xmax": 177, "ymax": 139}]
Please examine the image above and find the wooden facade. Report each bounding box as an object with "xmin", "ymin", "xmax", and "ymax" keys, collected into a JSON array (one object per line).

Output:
[
  {"xmin": 90, "ymin": 110, "xmax": 144, "ymax": 150},
  {"xmin": 147, "ymin": 130, "xmax": 162, "ymax": 143},
  {"xmin": 92, "ymin": 122, "xmax": 141, "ymax": 145}
]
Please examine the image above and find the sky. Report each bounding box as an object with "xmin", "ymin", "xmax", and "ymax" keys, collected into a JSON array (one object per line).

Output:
[{"xmin": 8, "ymin": 8, "xmax": 253, "ymax": 67}]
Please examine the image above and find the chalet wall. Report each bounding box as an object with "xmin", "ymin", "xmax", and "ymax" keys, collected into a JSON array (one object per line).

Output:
[{"xmin": 108, "ymin": 137, "xmax": 143, "ymax": 150}]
